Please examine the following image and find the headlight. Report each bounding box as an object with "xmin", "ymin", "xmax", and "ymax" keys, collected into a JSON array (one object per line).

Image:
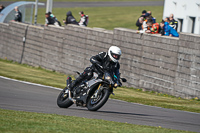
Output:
[
  {"xmin": 114, "ymin": 83, "xmax": 118, "ymax": 87},
  {"xmin": 104, "ymin": 72, "xmax": 114, "ymax": 84},
  {"xmin": 105, "ymin": 76, "xmax": 111, "ymax": 80}
]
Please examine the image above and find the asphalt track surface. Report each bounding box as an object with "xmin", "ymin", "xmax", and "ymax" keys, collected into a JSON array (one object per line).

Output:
[
  {"xmin": 2, "ymin": 1, "xmax": 164, "ymax": 8},
  {"xmin": 0, "ymin": 76, "xmax": 200, "ymax": 132}
]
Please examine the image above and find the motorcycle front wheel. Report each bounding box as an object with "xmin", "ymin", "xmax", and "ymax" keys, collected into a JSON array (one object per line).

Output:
[
  {"xmin": 87, "ymin": 87, "xmax": 110, "ymax": 111},
  {"xmin": 57, "ymin": 87, "xmax": 73, "ymax": 108}
]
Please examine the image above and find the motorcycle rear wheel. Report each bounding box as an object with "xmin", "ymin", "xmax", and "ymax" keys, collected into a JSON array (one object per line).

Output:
[
  {"xmin": 87, "ymin": 88, "xmax": 110, "ymax": 111},
  {"xmin": 57, "ymin": 87, "xmax": 73, "ymax": 108}
]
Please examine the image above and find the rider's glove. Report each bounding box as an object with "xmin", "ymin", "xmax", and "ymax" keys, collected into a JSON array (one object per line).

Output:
[{"xmin": 114, "ymin": 81, "xmax": 122, "ymax": 88}]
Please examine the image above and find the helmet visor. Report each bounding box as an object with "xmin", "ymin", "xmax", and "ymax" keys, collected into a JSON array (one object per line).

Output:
[{"xmin": 111, "ymin": 51, "xmax": 120, "ymax": 60}]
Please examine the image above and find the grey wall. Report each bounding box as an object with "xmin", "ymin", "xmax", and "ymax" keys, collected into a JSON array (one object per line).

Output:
[{"xmin": 0, "ymin": 22, "xmax": 200, "ymax": 99}]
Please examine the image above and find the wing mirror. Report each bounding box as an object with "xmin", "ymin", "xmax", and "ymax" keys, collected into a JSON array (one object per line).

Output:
[{"xmin": 121, "ymin": 78, "xmax": 127, "ymax": 82}]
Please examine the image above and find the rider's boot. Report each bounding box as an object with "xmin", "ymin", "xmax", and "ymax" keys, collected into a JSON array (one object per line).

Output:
[
  {"xmin": 68, "ymin": 76, "xmax": 83, "ymax": 91},
  {"xmin": 68, "ymin": 76, "xmax": 83, "ymax": 103},
  {"xmin": 68, "ymin": 80, "xmax": 77, "ymax": 91}
]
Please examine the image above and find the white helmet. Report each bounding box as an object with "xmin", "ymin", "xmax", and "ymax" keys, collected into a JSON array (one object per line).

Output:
[{"xmin": 108, "ymin": 46, "xmax": 121, "ymax": 63}]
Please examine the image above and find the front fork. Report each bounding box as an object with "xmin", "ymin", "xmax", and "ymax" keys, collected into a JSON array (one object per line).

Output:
[
  {"xmin": 66, "ymin": 76, "xmax": 76, "ymax": 103},
  {"xmin": 93, "ymin": 84, "xmax": 114, "ymax": 99},
  {"xmin": 92, "ymin": 84, "xmax": 102, "ymax": 98},
  {"xmin": 68, "ymin": 90, "xmax": 76, "ymax": 103}
]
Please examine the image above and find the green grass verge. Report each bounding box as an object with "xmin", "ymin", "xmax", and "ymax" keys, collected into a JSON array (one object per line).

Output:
[
  {"xmin": 35, "ymin": 6, "xmax": 163, "ymax": 30},
  {"xmin": 0, "ymin": 58, "xmax": 200, "ymax": 113},
  {"xmin": 0, "ymin": 108, "xmax": 194, "ymax": 133},
  {"xmin": 0, "ymin": 59, "xmax": 71, "ymax": 89}
]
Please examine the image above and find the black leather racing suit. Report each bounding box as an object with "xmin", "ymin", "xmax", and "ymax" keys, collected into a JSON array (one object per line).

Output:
[{"xmin": 69, "ymin": 52, "xmax": 120, "ymax": 91}]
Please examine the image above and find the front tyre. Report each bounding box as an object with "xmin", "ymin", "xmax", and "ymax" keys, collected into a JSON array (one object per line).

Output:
[
  {"xmin": 57, "ymin": 87, "xmax": 73, "ymax": 108},
  {"xmin": 87, "ymin": 88, "xmax": 110, "ymax": 111}
]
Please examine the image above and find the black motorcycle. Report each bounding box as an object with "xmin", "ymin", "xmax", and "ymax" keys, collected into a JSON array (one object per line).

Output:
[{"xmin": 57, "ymin": 70, "xmax": 126, "ymax": 111}]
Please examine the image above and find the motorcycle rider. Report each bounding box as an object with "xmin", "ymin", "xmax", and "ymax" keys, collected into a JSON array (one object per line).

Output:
[{"xmin": 68, "ymin": 46, "xmax": 122, "ymax": 92}]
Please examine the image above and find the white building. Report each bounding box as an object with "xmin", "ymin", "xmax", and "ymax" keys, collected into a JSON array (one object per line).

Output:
[{"xmin": 163, "ymin": 0, "xmax": 200, "ymax": 35}]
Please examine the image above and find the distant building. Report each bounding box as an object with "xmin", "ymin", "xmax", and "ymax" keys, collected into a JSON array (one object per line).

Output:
[{"xmin": 163, "ymin": 0, "xmax": 200, "ymax": 35}]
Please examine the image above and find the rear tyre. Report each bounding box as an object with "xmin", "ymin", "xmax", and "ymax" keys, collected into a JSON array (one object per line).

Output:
[
  {"xmin": 57, "ymin": 87, "xmax": 73, "ymax": 108},
  {"xmin": 87, "ymin": 88, "xmax": 110, "ymax": 111}
]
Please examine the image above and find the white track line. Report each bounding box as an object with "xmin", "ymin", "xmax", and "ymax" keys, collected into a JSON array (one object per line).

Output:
[{"xmin": 0, "ymin": 76, "xmax": 62, "ymax": 91}]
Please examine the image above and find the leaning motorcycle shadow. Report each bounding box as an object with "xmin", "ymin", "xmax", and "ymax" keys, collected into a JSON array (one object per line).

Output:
[
  {"xmin": 66, "ymin": 106, "xmax": 170, "ymax": 119},
  {"xmin": 67, "ymin": 106, "xmax": 154, "ymax": 117},
  {"xmin": 95, "ymin": 110, "xmax": 152, "ymax": 117}
]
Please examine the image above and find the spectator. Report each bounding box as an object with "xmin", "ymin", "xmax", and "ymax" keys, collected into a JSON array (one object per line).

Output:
[
  {"xmin": 141, "ymin": 10, "xmax": 147, "ymax": 17},
  {"xmin": 145, "ymin": 18, "xmax": 155, "ymax": 33},
  {"xmin": 48, "ymin": 12, "xmax": 61, "ymax": 26},
  {"xmin": 63, "ymin": 11, "xmax": 78, "ymax": 25},
  {"xmin": 14, "ymin": 6, "xmax": 22, "ymax": 22},
  {"xmin": 78, "ymin": 11, "xmax": 88, "ymax": 27},
  {"xmin": 150, "ymin": 21, "xmax": 160, "ymax": 34},
  {"xmin": 137, "ymin": 17, "xmax": 152, "ymax": 34},
  {"xmin": 159, "ymin": 20, "xmax": 165, "ymax": 36},
  {"xmin": 169, "ymin": 14, "xmax": 178, "ymax": 31},
  {"xmin": 0, "ymin": 4, "xmax": 5, "ymax": 13},
  {"xmin": 164, "ymin": 17, "xmax": 170, "ymax": 23},
  {"xmin": 160, "ymin": 20, "xmax": 179, "ymax": 37},
  {"xmin": 147, "ymin": 11, "xmax": 156, "ymax": 23},
  {"xmin": 136, "ymin": 17, "xmax": 144, "ymax": 32},
  {"xmin": 137, "ymin": 17, "xmax": 160, "ymax": 34},
  {"xmin": 147, "ymin": 11, "xmax": 151, "ymax": 16},
  {"xmin": 136, "ymin": 10, "xmax": 147, "ymax": 30},
  {"xmin": 144, "ymin": 13, "xmax": 150, "ymax": 20},
  {"xmin": 45, "ymin": 13, "xmax": 56, "ymax": 26}
]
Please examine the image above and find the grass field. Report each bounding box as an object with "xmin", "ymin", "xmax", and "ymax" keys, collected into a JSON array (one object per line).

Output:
[
  {"xmin": 0, "ymin": 59, "xmax": 199, "ymax": 113},
  {"xmin": 0, "ymin": 108, "xmax": 194, "ymax": 133},
  {"xmin": 1, "ymin": 1, "xmax": 164, "ymax": 30},
  {"xmin": 35, "ymin": 6, "xmax": 163, "ymax": 30}
]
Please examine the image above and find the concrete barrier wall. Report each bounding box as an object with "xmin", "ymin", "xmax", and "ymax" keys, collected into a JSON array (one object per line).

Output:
[
  {"xmin": 0, "ymin": 22, "xmax": 28, "ymax": 62},
  {"xmin": 0, "ymin": 22, "xmax": 200, "ymax": 99},
  {"xmin": 23, "ymin": 25, "xmax": 44, "ymax": 66},
  {"xmin": 0, "ymin": 23, "xmax": 8, "ymax": 58},
  {"xmin": 113, "ymin": 28, "xmax": 179, "ymax": 95},
  {"xmin": 175, "ymin": 33, "xmax": 200, "ymax": 98}
]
